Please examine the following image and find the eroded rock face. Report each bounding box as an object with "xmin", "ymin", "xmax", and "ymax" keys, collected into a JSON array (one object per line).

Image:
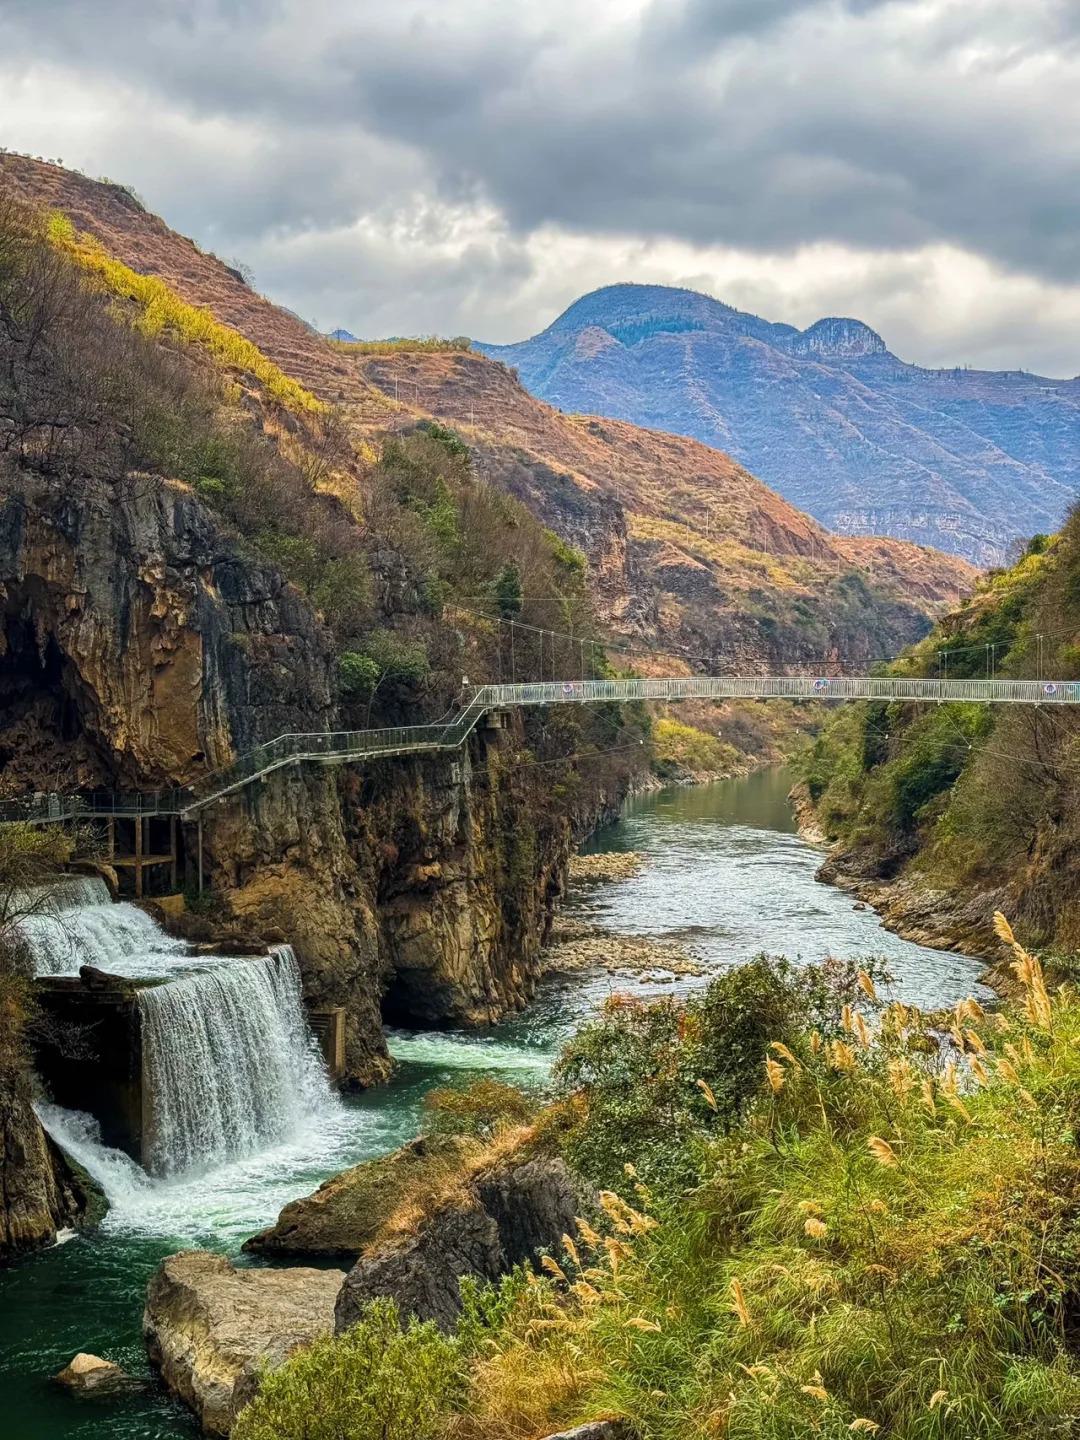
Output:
[
  {"xmin": 0, "ymin": 1068, "xmax": 103, "ymax": 1259},
  {"xmin": 143, "ymin": 1250, "xmax": 343, "ymax": 1436},
  {"xmin": 335, "ymin": 1156, "xmax": 592, "ymax": 1333},
  {"xmin": 0, "ymin": 468, "xmax": 627, "ymax": 1093},
  {"xmin": 211, "ymin": 729, "xmax": 609, "ymax": 1083},
  {"xmin": 0, "ymin": 471, "xmax": 334, "ymax": 794}
]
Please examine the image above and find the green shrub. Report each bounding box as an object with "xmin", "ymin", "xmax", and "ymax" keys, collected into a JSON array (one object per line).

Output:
[
  {"xmin": 425, "ymin": 1078, "xmax": 537, "ymax": 1140},
  {"xmin": 554, "ymin": 955, "xmax": 884, "ymax": 1194},
  {"xmin": 338, "ymin": 651, "xmax": 381, "ymax": 699},
  {"xmin": 232, "ymin": 1298, "xmax": 462, "ymax": 1440},
  {"xmin": 652, "ymin": 717, "xmax": 739, "ymax": 778}
]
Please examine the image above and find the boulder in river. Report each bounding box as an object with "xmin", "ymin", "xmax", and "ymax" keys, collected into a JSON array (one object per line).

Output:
[
  {"xmin": 243, "ymin": 1134, "xmax": 469, "ymax": 1259},
  {"xmin": 53, "ymin": 1352, "xmax": 132, "ymax": 1394},
  {"xmin": 335, "ymin": 1154, "xmax": 592, "ymax": 1333},
  {"xmin": 143, "ymin": 1250, "xmax": 343, "ymax": 1436}
]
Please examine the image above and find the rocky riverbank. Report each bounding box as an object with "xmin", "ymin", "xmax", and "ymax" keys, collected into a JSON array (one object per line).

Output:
[
  {"xmin": 567, "ymin": 852, "xmax": 644, "ymax": 884},
  {"xmin": 146, "ymin": 1137, "xmax": 594, "ymax": 1431},
  {"xmin": 143, "ymin": 1252, "xmax": 343, "ymax": 1436},
  {"xmin": 0, "ymin": 1068, "xmax": 104, "ymax": 1258},
  {"xmin": 788, "ymin": 781, "xmax": 1005, "ymax": 984},
  {"xmin": 543, "ymin": 917, "xmax": 704, "ymax": 980},
  {"xmin": 551, "ymin": 850, "xmax": 704, "ymax": 980}
]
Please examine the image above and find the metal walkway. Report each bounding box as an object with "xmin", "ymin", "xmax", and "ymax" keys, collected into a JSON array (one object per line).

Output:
[{"xmin": 3, "ymin": 675, "xmax": 1078, "ymax": 825}]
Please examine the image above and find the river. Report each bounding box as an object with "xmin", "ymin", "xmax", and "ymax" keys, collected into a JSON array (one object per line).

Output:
[{"xmin": 0, "ymin": 769, "xmax": 988, "ymax": 1439}]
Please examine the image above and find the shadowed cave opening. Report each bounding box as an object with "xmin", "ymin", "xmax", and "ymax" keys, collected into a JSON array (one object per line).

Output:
[
  {"xmin": 380, "ymin": 966, "xmax": 457, "ymax": 1029},
  {"xmin": 0, "ymin": 600, "xmax": 113, "ymax": 796}
]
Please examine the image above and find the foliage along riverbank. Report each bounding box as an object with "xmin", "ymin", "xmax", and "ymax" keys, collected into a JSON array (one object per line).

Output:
[
  {"xmin": 230, "ymin": 916, "xmax": 1080, "ymax": 1440},
  {"xmin": 797, "ymin": 509, "xmax": 1080, "ymax": 969}
]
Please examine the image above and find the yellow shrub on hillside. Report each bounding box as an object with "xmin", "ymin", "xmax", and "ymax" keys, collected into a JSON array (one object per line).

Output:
[{"xmin": 46, "ymin": 212, "xmax": 324, "ymax": 416}]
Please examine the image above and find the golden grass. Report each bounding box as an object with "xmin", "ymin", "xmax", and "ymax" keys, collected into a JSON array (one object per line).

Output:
[{"xmin": 47, "ymin": 211, "xmax": 324, "ymax": 415}]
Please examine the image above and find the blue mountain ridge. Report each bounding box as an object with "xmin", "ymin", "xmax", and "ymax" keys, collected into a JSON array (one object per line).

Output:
[{"xmin": 476, "ymin": 283, "xmax": 1080, "ymax": 565}]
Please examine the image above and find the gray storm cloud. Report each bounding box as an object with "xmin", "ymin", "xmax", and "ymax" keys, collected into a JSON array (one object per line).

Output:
[{"xmin": 0, "ymin": 0, "xmax": 1077, "ymax": 372}]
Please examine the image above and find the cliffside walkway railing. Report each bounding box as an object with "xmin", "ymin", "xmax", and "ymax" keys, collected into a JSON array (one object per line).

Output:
[{"xmin": 3, "ymin": 675, "xmax": 1079, "ymax": 825}]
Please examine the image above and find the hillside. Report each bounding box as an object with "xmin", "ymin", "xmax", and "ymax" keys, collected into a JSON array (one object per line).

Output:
[
  {"xmin": 800, "ymin": 517, "xmax": 1080, "ymax": 957},
  {"xmin": 478, "ymin": 282, "xmax": 1080, "ymax": 566},
  {"xmin": 0, "ymin": 157, "xmax": 973, "ymax": 689}
]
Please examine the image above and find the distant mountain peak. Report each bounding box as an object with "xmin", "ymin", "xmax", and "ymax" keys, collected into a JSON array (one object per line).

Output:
[
  {"xmin": 548, "ymin": 283, "xmax": 734, "ymax": 337},
  {"xmin": 475, "ymin": 282, "xmax": 1080, "ymax": 566},
  {"xmin": 534, "ymin": 283, "xmax": 793, "ymax": 350},
  {"xmin": 789, "ymin": 317, "xmax": 888, "ymax": 359}
]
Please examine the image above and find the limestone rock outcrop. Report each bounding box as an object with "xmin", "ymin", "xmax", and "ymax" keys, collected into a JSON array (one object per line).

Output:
[
  {"xmin": 143, "ymin": 1250, "xmax": 343, "ymax": 1436},
  {"xmin": 0, "ymin": 470, "xmax": 334, "ymax": 795},
  {"xmin": 0, "ymin": 1068, "xmax": 103, "ymax": 1258},
  {"xmin": 243, "ymin": 1135, "xmax": 468, "ymax": 1259},
  {"xmin": 335, "ymin": 1155, "xmax": 591, "ymax": 1333}
]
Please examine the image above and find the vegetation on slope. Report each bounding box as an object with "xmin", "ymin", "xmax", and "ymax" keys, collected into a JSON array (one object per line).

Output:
[
  {"xmin": 651, "ymin": 717, "xmax": 743, "ymax": 781},
  {"xmin": 329, "ymin": 335, "xmax": 472, "ymax": 355},
  {"xmin": 235, "ymin": 921, "xmax": 1080, "ymax": 1439},
  {"xmin": 46, "ymin": 211, "xmax": 325, "ymax": 415},
  {"xmin": 1, "ymin": 192, "xmax": 648, "ymax": 784},
  {"xmin": 799, "ymin": 522, "xmax": 1080, "ymax": 948}
]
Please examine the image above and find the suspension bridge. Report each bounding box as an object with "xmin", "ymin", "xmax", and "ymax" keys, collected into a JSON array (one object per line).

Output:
[{"xmin": 2, "ymin": 673, "xmax": 1078, "ymax": 828}]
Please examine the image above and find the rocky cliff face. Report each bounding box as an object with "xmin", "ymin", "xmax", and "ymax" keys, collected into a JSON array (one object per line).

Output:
[
  {"xmin": 0, "ymin": 470, "xmax": 334, "ymax": 795},
  {"xmin": 0, "ymin": 1068, "xmax": 102, "ymax": 1256},
  {"xmin": 203, "ymin": 716, "xmax": 606, "ymax": 1083},
  {"xmin": 0, "ymin": 468, "xmax": 621, "ymax": 1087}
]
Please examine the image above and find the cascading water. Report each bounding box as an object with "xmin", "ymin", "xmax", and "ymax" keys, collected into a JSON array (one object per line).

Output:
[
  {"xmin": 137, "ymin": 945, "xmax": 335, "ymax": 1176},
  {"xmin": 18, "ymin": 877, "xmax": 340, "ymax": 1188},
  {"xmin": 14, "ymin": 875, "xmax": 186, "ymax": 977}
]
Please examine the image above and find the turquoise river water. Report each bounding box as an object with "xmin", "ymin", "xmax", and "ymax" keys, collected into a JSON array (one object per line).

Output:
[{"xmin": 0, "ymin": 769, "xmax": 989, "ymax": 1438}]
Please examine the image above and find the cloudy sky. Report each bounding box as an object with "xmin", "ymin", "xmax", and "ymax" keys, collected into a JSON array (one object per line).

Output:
[{"xmin": 1, "ymin": 0, "xmax": 1078, "ymax": 374}]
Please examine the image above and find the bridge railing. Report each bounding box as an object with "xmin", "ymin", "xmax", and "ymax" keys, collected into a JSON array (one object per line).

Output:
[
  {"xmin": 477, "ymin": 676, "xmax": 1080, "ymax": 707},
  {"xmin": 5, "ymin": 678, "xmax": 1080, "ymax": 824},
  {"xmin": 0, "ymin": 789, "xmax": 190, "ymax": 825},
  {"xmin": 178, "ymin": 697, "xmax": 493, "ymax": 812}
]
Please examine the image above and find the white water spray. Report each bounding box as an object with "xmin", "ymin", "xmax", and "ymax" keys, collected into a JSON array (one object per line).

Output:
[
  {"xmin": 14, "ymin": 875, "xmax": 187, "ymax": 977},
  {"xmin": 137, "ymin": 945, "xmax": 335, "ymax": 1176},
  {"xmin": 18, "ymin": 878, "xmax": 342, "ymax": 1195}
]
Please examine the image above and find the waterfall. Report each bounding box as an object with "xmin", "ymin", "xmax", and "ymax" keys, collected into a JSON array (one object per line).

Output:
[
  {"xmin": 17, "ymin": 878, "xmax": 338, "ymax": 1182},
  {"xmin": 15, "ymin": 877, "xmax": 186, "ymax": 977},
  {"xmin": 137, "ymin": 945, "xmax": 335, "ymax": 1177}
]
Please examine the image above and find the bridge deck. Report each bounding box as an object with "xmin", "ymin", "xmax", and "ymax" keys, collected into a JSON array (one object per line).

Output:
[{"xmin": 3, "ymin": 675, "xmax": 1076, "ymax": 824}]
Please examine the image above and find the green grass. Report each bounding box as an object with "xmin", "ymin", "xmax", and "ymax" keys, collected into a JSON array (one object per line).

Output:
[
  {"xmin": 239, "ymin": 937, "xmax": 1080, "ymax": 1439},
  {"xmin": 461, "ymin": 938, "xmax": 1080, "ymax": 1439}
]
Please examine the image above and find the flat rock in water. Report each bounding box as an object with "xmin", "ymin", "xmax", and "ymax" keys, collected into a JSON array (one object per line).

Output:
[
  {"xmin": 568, "ymin": 852, "xmax": 643, "ymax": 884},
  {"xmin": 53, "ymin": 1352, "xmax": 132, "ymax": 1394},
  {"xmin": 144, "ymin": 1250, "xmax": 343, "ymax": 1436},
  {"xmin": 543, "ymin": 930, "xmax": 704, "ymax": 979}
]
